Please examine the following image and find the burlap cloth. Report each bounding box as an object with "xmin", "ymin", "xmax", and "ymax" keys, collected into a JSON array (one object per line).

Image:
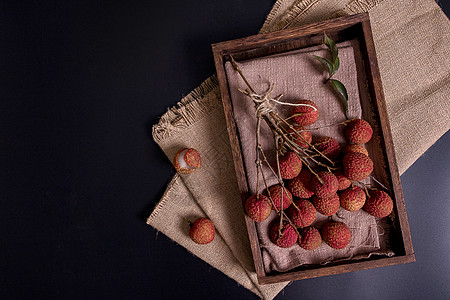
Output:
[{"xmin": 148, "ymin": 0, "xmax": 450, "ymax": 299}]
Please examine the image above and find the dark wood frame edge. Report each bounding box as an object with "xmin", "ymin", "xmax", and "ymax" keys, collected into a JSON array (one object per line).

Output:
[{"xmin": 212, "ymin": 12, "xmax": 414, "ymax": 284}]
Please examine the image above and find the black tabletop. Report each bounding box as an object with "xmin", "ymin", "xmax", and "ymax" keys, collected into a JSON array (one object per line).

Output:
[{"xmin": 1, "ymin": 1, "xmax": 449, "ymax": 299}]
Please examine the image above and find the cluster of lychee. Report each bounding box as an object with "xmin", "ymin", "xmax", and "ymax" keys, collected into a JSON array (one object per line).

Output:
[{"xmin": 245, "ymin": 99, "xmax": 394, "ymax": 250}]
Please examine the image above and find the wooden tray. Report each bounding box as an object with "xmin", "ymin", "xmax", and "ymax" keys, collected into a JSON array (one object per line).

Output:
[{"xmin": 211, "ymin": 13, "xmax": 414, "ymax": 284}]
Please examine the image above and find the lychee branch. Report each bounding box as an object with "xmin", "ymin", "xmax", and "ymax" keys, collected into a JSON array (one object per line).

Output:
[
  {"xmin": 256, "ymin": 147, "xmax": 302, "ymax": 239},
  {"xmin": 369, "ymin": 175, "xmax": 389, "ymax": 191},
  {"xmin": 263, "ymin": 119, "xmax": 325, "ymax": 185},
  {"xmin": 274, "ymin": 136, "xmax": 285, "ymax": 234},
  {"xmin": 356, "ymin": 181, "xmax": 371, "ymax": 198},
  {"xmin": 255, "ymin": 116, "xmax": 262, "ymax": 197},
  {"xmin": 230, "ymin": 55, "xmax": 337, "ymax": 178},
  {"xmin": 270, "ymin": 111, "xmax": 335, "ymax": 166}
]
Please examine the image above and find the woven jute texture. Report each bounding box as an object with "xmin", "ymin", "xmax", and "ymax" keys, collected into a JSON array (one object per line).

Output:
[{"xmin": 148, "ymin": 0, "xmax": 450, "ymax": 298}]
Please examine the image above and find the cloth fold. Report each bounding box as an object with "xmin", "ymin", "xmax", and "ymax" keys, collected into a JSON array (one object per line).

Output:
[{"xmin": 148, "ymin": 0, "xmax": 450, "ymax": 299}]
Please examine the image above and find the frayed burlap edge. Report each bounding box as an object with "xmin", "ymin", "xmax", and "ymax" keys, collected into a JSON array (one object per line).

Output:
[
  {"xmin": 334, "ymin": 0, "xmax": 384, "ymax": 17},
  {"xmin": 260, "ymin": 0, "xmax": 286, "ymax": 33},
  {"xmin": 261, "ymin": 0, "xmax": 322, "ymax": 33},
  {"xmin": 147, "ymin": 175, "xmax": 180, "ymax": 223},
  {"xmin": 152, "ymin": 75, "xmax": 220, "ymax": 143}
]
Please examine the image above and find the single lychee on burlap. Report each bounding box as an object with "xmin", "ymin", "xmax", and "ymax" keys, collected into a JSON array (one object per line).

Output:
[{"xmin": 189, "ymin": 217, "xmax": 215, "ymax": 244}]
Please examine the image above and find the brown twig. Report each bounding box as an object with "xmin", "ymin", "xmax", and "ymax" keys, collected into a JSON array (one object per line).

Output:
[{"xmin": 271, "ymin": 111, "xmax": 336, "ymax": 166}]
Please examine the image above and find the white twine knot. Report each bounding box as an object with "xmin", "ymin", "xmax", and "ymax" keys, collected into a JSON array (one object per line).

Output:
[{"xmin": 238, "ymin": 83, "xmax": 318, "ymax": 118}]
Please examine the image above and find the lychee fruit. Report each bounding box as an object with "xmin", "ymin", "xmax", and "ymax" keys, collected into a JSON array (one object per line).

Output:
[
  {"xmin": 245, "ymin": 194, "xmax": 272, "ymax": 222},
  {"xmin": 310, "ymin": 171, "xmax": 339, "ymax": 199},
  {"xmin": 268, "ymin": 185, "xmax": 293, "ymax": 211},
  {"xmin": 287, "ymin": 169, "xmax": 314, "ymax": 198},
  {"xmin": 312, "ymin": 193, "xmax": 340, "ymax": 216},
  {"xmin": 290, "ymin": 99, "xmax": 319, "ymax": 127},
  {"xmin": 173, "ymin": 148, "xmax": 202, "ymax": 174},
  {"xmin": 334, "ymin": 171, "xmax": 352, "ymax": 191},
  {"xmin": 343, "ymin": 152, "xmax": 373, "ymax": 181},
  {"xmin": 277, "ymin": 151, "xmax": 302, "ymax": 179},
  {"xmin": 286, "ymin": 126, "xmax": 312, "ymax": 148},
  {"xmin": 322, "ymin": 221, "xmax": 351, "ymax": 249},
  {"xmin": 345, "ymin": 119, "xmax": 373, "ymax": 144},
  {"xmin": 343, "ymin": 144, "xmax": 369, "ymax": 156},
  {"xmin": 298, "ymin": 227, "xmax": 322, "ymax": 250},
  {"xmin": 313, "ymin": 136, "xmax": 341, "ymax": 159},
  {"xmin": 364, "ymin": 190, "xmax": 394, "ymax": 218},
  {"xmin": 189, "ymin": 218, "xmax": 215, "ymax": 244},
  {"xmin": 340, "ymin": 186, "xmax": 366, "ymax": 212},
  {"xmin": 287, "ymin": 199, "xmax": 316, "ymax": 228},
  {"xmin": 269, "ymin": 221, "xmax": 298, "ymax": 248}
]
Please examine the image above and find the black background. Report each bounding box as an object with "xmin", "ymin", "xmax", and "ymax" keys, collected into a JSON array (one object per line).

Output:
[{"xmin": 1, "ymin": 1, "xmax": 449, "ymax": 299}]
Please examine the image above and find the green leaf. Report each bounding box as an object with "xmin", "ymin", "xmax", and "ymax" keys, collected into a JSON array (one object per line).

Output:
[
  {"xmin": 330, "ymin": 79, "xmax": 349, "ymax": 118},
  {"xmin": 313, "ymin": 55, "xmax": 334, "ymax": 77},
  {"xmin": 324, "ymin": 32, "xmax": 338, "ymax": 64},
  {"xmin": 333, "ymin": 56, "xmax": 340, "ymax": 72}
]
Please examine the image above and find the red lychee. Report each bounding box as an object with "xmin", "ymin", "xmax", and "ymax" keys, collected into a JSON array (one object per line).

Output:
[
  {"xmin": 340, "ymin": 186, "xmax": 366, "ymax": 212},
  {"xmin": 334, "ymin": 171, "xmax": 352, "ymax": 191},
  {"xmin": 245, "ymin": 194, "xmax": 272, "ymax": 222},
  {"xmin": 287, "ymin": 169, "xmax": 314, "ymax": 198},
  {"xmin": 269, "ymin": 221, "xmax": 298, "ymax": 248},
  {"xmin": 314, "ymin": 136, "xmax": 341, "ymax": 159},
  {"xmin": 286, "ymin": 126, "xmax": 312, "ymax": 148},
  {"xmin": 343, "ymin": 152, "xmax": 373, "ymax": 181},
  {"xmin": 189, "ymin": 218, "xmax": 215, "ymax": 244},
  {"xmin": 310, "ymin": 171, "xmax": 339, "ymax": 199},
  {"xmin": 298, "ymin": 227, "xmax": 322, "ymax": 250},
  {"xmin": 343, "ymin": 144, "xmax": 369, "ymax": 156},
  {"xmin": 312, "ymin": 193, "xmax": 340, "ymax": 216},
  {"xmin": 287, "ymin": 199, "xmax": 316, "ymax": 228},
  {"xmin": 345, "ymin": 119, "xmax": 373, "ymax": 144},
  {"xmin": 277, "ymin": 151, "xmax": 302, "ymax": 179},
  {"xmin": 268, "ymin": 185, "xmax": 293, "ymax": 211},
  {"xmin": 364, "ymin": 190, "xmax": 394, "ymax": 218},
  {"xmin": 322, "ymin": 221, "xmax": 351, "ymax": 249},
  {"xmin": 290, "ymin": 99, "xmax": 319, "ymax": 127},
  {"xmin": 174, "ymin": 148, "xmax": 201, "ymax": 174}
]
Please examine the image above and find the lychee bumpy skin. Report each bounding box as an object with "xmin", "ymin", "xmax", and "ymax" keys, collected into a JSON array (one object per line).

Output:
[
  {"xmin": 298, "ymin": 226, "xmax": 322, "ymax": 250},
  {"xmin": 278, "ymin": 151, "xmax": 302, "ymax": 179},
  {"xmin": 322, "ymin": 221, "xmax": 351, "ymax": 249},
  {"xmin": 245, "ymin": 194, "xmax": 272, "ymax": 222},
  {"xmin": 269, "ymin": 221, "xmax": 298, "ymax": 248},
  {"xmin": 345, "ymin": 119, "xmax": 373, "ymax": 144},
  {"xmin": 364, "ymin": 190, "xmax": 394, "ymax": 218},
  {"xmin": 310, "ymin": 171, "xmax": 339, "ymax": 199},
  {"xmin": 290, "ymin": 99, "xmax": 319, "ymax": 127},
  {"xmin": 173, "ymin": 148, "xmax": 202, "ymax": 174},
  {"xmin": 313, "ymin": 136, "xmax": 341, "ymax": 159},
  {"xmin": 288, "ymin": 169, "xmax": 314, "ymax": 199},
  {"xmin": 189, "ymin": 218, "xmax": 215, "ymax": 245},
  {"xmin": 343, "ymin": 152, "xmax": 373, "ymax": 181},
  {"xmin": 287, "ymin": 199, "xmax": 316, "ymax": 228},
  {"xmin": 340, "ymin": 186, "xmax": 366, "ymax": 212},
  {"xmin": 312, "ymin": 193, "xmax": 340, "ymax": 216},
  {"xmin": 343, "ymin": 144, "xmax": 369, "ymax": 156},
  {"xmin": 268, "ymin": 185, "xmax": 293, "ymax": 211}
]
